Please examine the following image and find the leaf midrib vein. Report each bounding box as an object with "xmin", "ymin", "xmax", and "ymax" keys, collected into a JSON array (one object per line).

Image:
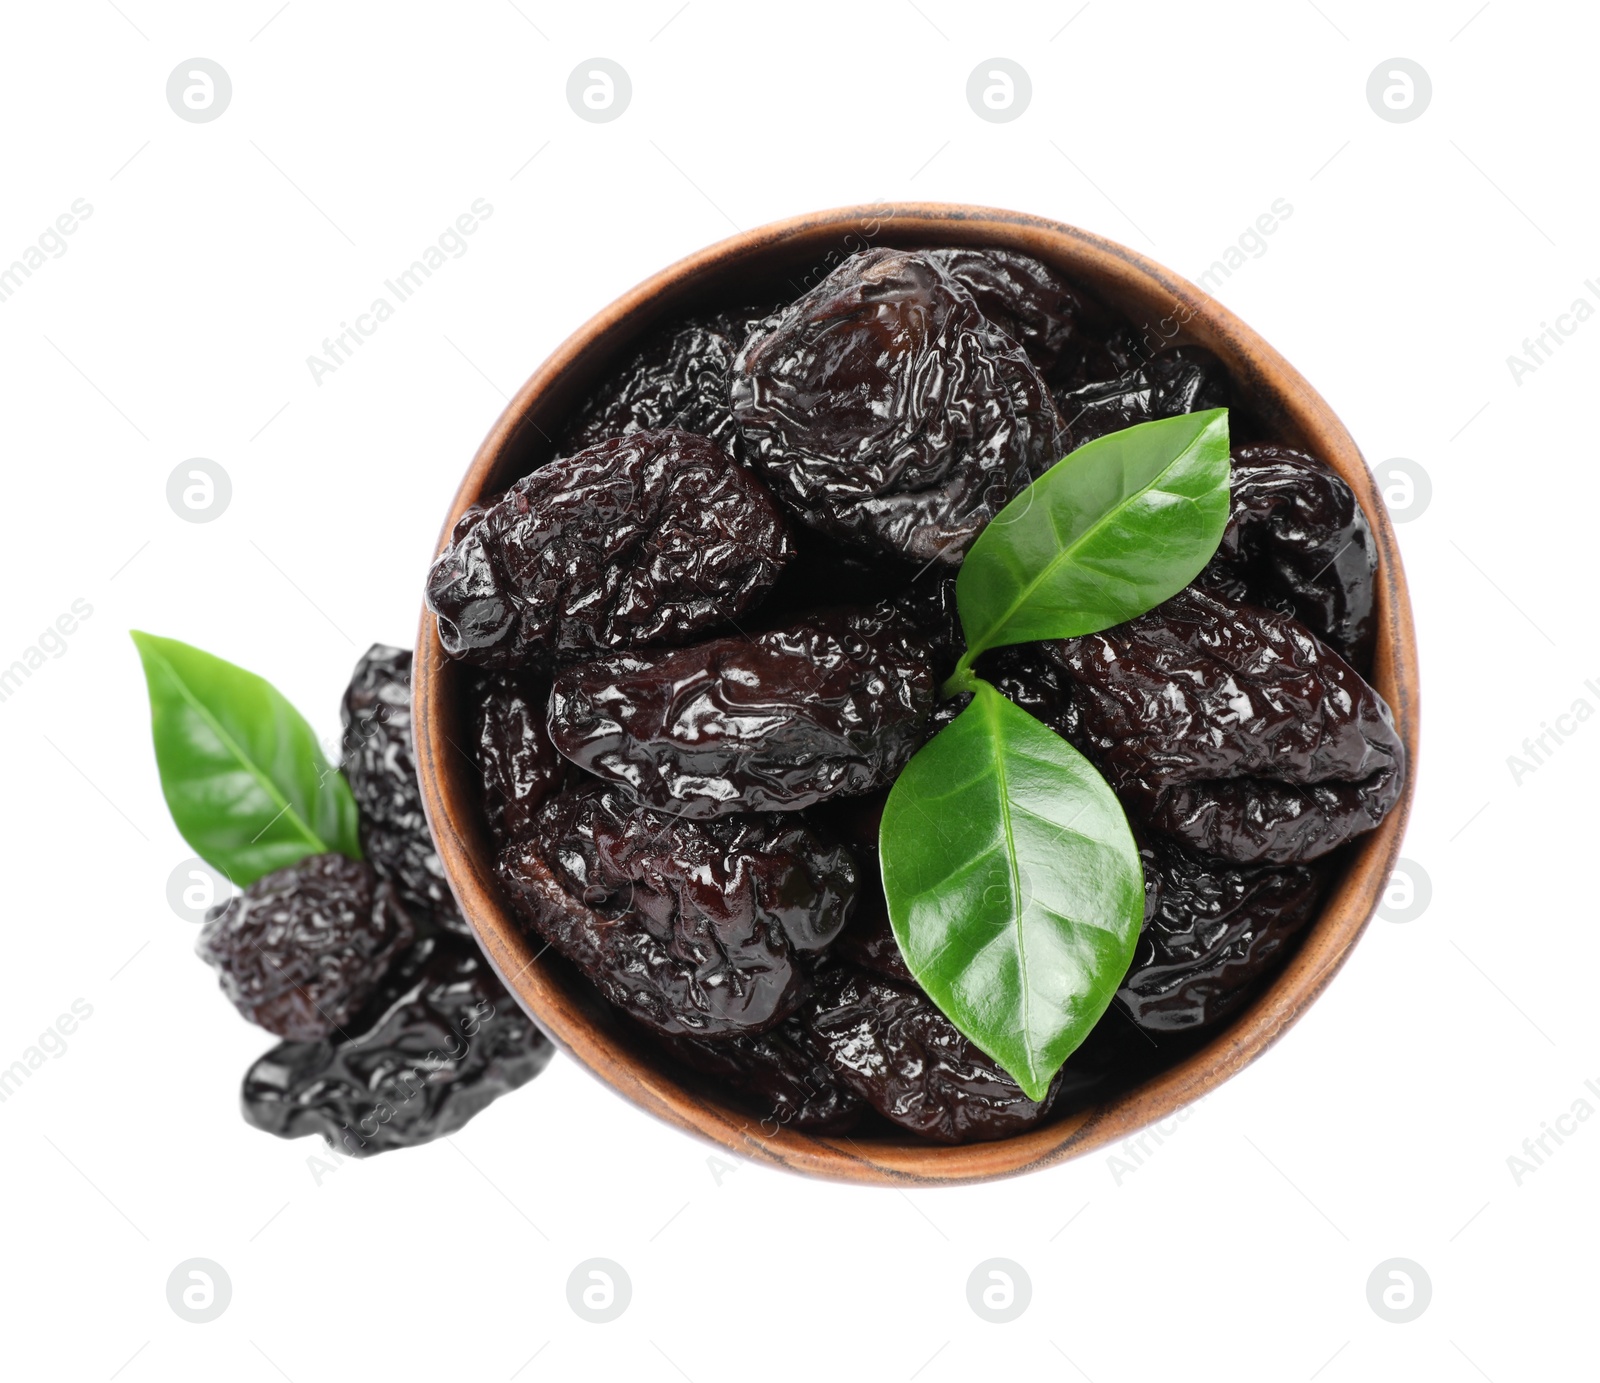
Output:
[
  {"xmin": 151, "ymin": 645, "xmax": 327, "ymax": 854},
  {"xmin": 971, "ymin": 462, "xmax": 1205, "ymax": 654},
  {"xmin": 985, "ymin": 689, "xmax": 1040, "ymax": 1082}
]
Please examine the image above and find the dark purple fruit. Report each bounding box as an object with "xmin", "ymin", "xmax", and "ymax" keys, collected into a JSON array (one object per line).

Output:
[
  {"xmin": 730, "ymin": 248, "xmax": 1066, "ymax": 566},
  {"xmin": 426, "ymin": 429, "xmax": 794, "ymax": 668},
  {"xmin": 242, "ymin": 933, "xmax": 553, "ymax": 1156},
  {"xmin": 342, "ymin": 644, "xmax": 466, "ymax": 932},
  {"xmin": 197, "ymin": 852, "xmax": 413, "ymax": 1040},
  {"xmin": 499, "ymin": 783, "xmax": 858, "ymax": 1039},
  {"xmin": 547, "ymin": 606, "xmax": 934, "ymax": 819}
]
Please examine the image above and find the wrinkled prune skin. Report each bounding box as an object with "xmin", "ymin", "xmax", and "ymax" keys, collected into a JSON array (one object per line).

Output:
[
  {"xmin": 979, "ymin": 641, "xmax": 1076, "ymax": 737},
  {"xmin": 1198, "ymin": 444, "xmax": 1378, "ymax": 669},
  {"xmin": 923, "ymin": 247, "xmax": 1084, "ymax": 368},
  {"xmin": 547, "ymin": 607, "xmax": 935, "ymax": 818},
  {"xmin": 1050, "ymin": 587, "xmax": 1405, "ymax": 863},
  {"xmin": 426, "ymin": 430, "xmax": 794, "ymax": 667},
  {"xmin": 835, "ymin": 901, "xmax": 915, "ymax": 987},
  {"xmin": 474, "ymin": 671, "xmax": 564, "ymax": 850},
  {"xmin": 1121, "ymin": 836, "xmax": 1325, "ymax": 1032},
  {"xmin": 342, "ymin": 644, "xmax": 466, "ymax": 932},
  {"xmin": 1053, "ymin": 345, "xmax": 1229, "ymax": 450},
  {"xmin": 198, "ymin": 853, "xmax": 413, "ymax": 1040},
  {"xmin": 499, "ymin": 784, "xmax": 858, "ymax": 1039},
  {"xmin": 892, "ymin": 573, "xmax": 964, "ymax": 677},
  {"xmin": 730, "ymin": 248, "xmax": 1067, "ymax": 567},
  {"xmin": 560, "ymin": 311, "xmax": 760, "ymax": 455},
  {"xmin": 761, "ymin": 530, "xmax": 918, "ymax": 619},
  {"xmin": 242, "ymin": 933, "xmax": 553, "ymax": 1156},
  {"xmin": 656, "ymin": 1019, "xmax": 863, "ymax": 1134},
  {"xmin": 802, "ymin": 965, "xmax": 1061, "ymax": 1144}
]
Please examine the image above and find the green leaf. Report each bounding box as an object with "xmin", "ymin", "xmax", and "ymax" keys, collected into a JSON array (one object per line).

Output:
[
  {"xmin": 879, "ymin": 680, "xmax": 1143, "ymax": 1101},
  {"xmin": 953, "ymin": 408, "xmax": 1231, "ymax": 673},
  {"xmin": 130, "ymin": 631, "xmax": 360, "ymax": 887}
]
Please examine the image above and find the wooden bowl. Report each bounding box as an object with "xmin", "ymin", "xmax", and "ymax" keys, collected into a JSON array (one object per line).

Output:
[{"xmin": 413, "ymin": 203, "xmax": 1419, "ymax": 1186}]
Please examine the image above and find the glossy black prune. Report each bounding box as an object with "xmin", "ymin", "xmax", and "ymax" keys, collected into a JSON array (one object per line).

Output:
[
  {"xmin": 1053, "ymin": 344, "xmax": 1229, "ymax": 450},
  {"xmin": 547, "ymin": 606, "xmax": 935, "ymax": 818},
  {"xmin": 198, "ymin": 853, "xmax": 413, "ymax": 1039},
  {"xmin": 923, "ymin": 246, "xmax": 1085, "ymax": 368},
  {"xmin": 760, "ymin": 529, "xmax": 919, "ymax": 618},
  {"xmin": 835, "ymin": 901, "xmax": 915, "ymax": 987},
  {"xmin": 342, "ymin": 644, "xmax": 466, "ymax": 932},
  {"xmin": 1050, "ymin": 586, "xmax": 1405, "ymax": 863},
  {"xmin": 242, "ymin": 933, "xmax": 553, "ymax": 1156},
  {"xmin": 1199, "ymin": 443, "xmax": 1378, "ymax": 668},
  {"xmin": 802, "ymin": 964, "xmax": 1061, "ymax": 1144},
  {"xmin": 808, "ymin": 790, "xmax": 915, "ymax": 984},
  {"xmin": 499, "ymin": 783, "xmax": 858, "ymax": 1039},
  {"xmin": 426, "ymin": 429, "xmax": 794, "ymax": 668},
  {"xmin": 1121, "ymin": 836, "xmax": 1326, "ymax": 1032},
  {"xmin": 892, "ymin": 573, "xmax": 964, "ymax": 677},
  {"xmin": 474, "ymin": 670, "xmax": 564, "ymax": 849},
  {"xmin": 560, "ymin": 311, "xmax": 761, "ymax": 455},
  {"xmin": 730, "ymin": 248, "xmax": 1066, "ymax": 566},
  {"xmin": 656, "ymin": 1019, "xmax": 863, "ymax": 1134}
]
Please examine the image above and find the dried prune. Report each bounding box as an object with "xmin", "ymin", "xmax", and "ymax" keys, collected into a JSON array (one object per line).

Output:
[
  {"xmin": 1121, "ymin": 836, "xmax": 1325, "ymax": 1032},
  {"xmin": 730, "ymin": 248, "xmax": 1066, "ymax": 566},
  {"xmin": 426, "ymin": 430, "xmax": 794, "ymax": 668},
  {"xmin": 342, "ymin": 644, "xmax": 466, "ymax": 932},
  {"xmin": 801, "ymin": 965, "xmax": 1062, "ymax": 1143},
  {"xmin": 809, "ymin": 791, "xmax": 915, "ymax": 984},
  {"xmin": 1053, "ymin": 344, "xmax": 1229, "ymax": 450},
  {"xmin": 197, "ymin": 853, "xmax": 412, "ymax": 1040},
  {"xmin": 835, "ymin": 901, "xmax": 914, "ymax": 987},
  {"xmin": 1050, "ymin": 586, "xmax": 1405, "ymax": 863},
  {"xmin": 474, "ymin": 670, "xmax": 564, "ymax": 849},
  {"xmin": 547, "ymin": 607, "xmax": 935, "ymax": 818},
  {"xmin": 242, "ymin": 933, "xmax": 553, "ymax": 1156},
  {"xmin": 560, "ymin": 311, "xmax": 761, "ymax": 455},
  {"xmin": 892, "ymin": 573, "xmax": 963, "ymax": 677},
  {"xmin": 923, "ymin": 246, "xmax": 1084, "ymax": 368},
  {"xmin": 655, "ymin": 1019, "xmax": 863, "ymax": 1134},
  {"xmin": 979, "ymin": 640, "xmax": 1076, "ymax": 736},
  {"xmin": 1198, "ymin": 443, "xmax": 1377, "ymax": 668},
  {"xmin": 761, "ymin": 529, "xmax": 917, "ymax": 618},
  {"xmin": 499, "ymin": 783, "xmax": 858, "ymax": 1039}
]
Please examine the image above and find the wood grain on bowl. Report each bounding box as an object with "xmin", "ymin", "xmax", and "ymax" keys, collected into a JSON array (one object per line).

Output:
[{"xmin": 413, "ymin": 203, "xmax": 1419, "ymax": 1186}]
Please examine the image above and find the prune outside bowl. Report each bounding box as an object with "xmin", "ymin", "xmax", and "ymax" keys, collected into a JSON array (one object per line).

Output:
[{"xmin": 414, "ymin": 202, "xmax": 1419, "ymax": 1186}]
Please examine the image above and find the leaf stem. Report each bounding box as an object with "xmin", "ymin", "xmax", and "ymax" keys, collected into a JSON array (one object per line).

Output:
[{"xmin": 941, "ymin": 657, "xmax": 982, "ymax": 700}]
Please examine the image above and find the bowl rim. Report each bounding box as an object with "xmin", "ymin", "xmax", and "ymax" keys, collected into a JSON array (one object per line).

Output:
[{"xmin": 413, "ymin": 201, "xmax": 1419, "ymax": 1186}]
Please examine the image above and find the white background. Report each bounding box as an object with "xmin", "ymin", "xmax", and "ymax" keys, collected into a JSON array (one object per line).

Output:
[{"xmin": 1, "ymin": 2, "xmax": 1594, "ymax": 1379}]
